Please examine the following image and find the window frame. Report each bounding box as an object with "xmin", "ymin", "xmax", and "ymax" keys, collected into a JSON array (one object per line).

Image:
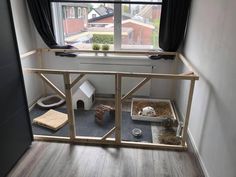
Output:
[
  {"xmin": 66, "ymin": 6, "xmax": 75, "ymax": 18},
  {"xmin": 51, "ymin": 1, "xmax": 162, "ymax": 51},
  {"xmin": 77, "ymin": 7, "xmax": 81, "ymax": 18}
]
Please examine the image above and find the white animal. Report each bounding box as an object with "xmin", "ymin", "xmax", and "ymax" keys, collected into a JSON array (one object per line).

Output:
[{"xmin": 138, "ymin": 106, "xmax": 156, "ymax": 117}]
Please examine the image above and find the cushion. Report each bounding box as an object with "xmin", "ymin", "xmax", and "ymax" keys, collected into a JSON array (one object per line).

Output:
[{"xmin": 33, "ymin": 109, "xmax": 68, "ymax": 131}]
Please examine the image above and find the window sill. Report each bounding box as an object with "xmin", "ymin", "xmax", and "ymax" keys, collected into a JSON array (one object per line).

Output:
[
  {"xmin": 69, "ymin": 52, "xmax": 156, "ymax": 65},
  {"xmin": 52, "ymin": 52, "xmax": 175, "ymax": 67},
  {"xmin": 75, "ymin": 53, "xmax": 150, "ymax": 60}
]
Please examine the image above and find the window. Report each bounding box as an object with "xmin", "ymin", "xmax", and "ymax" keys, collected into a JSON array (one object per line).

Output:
[
  {"xmin": 78, "ymin": 7, "xmax": 81, "ymax": 18},
  {"xmin": 52, "ymin": 1, "xmax": 162, "ymax": 51},
  {"xmin": 121, "ymin": 4, "xmax": 161, "ymax": 49},
  {"xmin": 83, "ymin": 8, "xmax": 87, "ymax": 18},
  {"xmin": 64, "ymin": 6, "xmax": 75, "ymax": 18},
  {"xmin": 92, "ymin": 14, "xmax": 96, "ymax": 18}
]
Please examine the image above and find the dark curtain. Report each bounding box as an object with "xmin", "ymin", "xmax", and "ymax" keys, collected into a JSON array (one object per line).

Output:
[
  {"xmin": 26, "ymin": 0, "xmax": 57, "ymax": 48},
  {"xmin": 26, "ymin": 0, "xmax": 73, "ymax": 50},
  {"xmin": 159, "ymin": 0, "xmax": 191, "ymax": 52}
]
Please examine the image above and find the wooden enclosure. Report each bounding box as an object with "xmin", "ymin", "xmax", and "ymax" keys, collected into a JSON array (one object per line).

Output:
[{"xmin": 23, "ymin": 48, "xmax": 199, "ymax": 150}]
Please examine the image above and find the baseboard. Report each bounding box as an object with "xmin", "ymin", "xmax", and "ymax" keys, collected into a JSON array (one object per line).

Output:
[
  {"xmin": 173, "ymin": 102, "xmax": 209, "ymax": 177},
  {"xmin": 187, "ymin": 130, "xmax": 210, "ymax": 177}
]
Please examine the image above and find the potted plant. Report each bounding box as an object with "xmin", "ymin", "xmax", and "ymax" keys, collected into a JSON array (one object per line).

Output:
[
  {"xmin": 92, "ymin": 43, "xmax": 100, "ymax": 55},
  {"xmin": 102, "ymin": 44, "xmax": 109, "ymax": 56}
]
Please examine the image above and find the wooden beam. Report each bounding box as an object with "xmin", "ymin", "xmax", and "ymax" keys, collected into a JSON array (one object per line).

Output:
[
  {"xmin": 41, "ymin": 48, "xmax": 177, "ymax": 56},
  {"xmin": 177, "ymin": 53, "xmax": 199, "ymax": 79},
  {"xmin": 25, "ymin": 68, "xmax": 117, "ymax": 76},
  {"xmin": 25, "ymin": 68, "xmax": 198, "ymax": 80},
  {"xmin": 37, "ymin": 49, "xmax": 47, "ymax": 96},
  {"xmin": 171, "ymin": 101, "xmax": 181, "ymax": 123},
  {"xmin": 70, "ymin": 74, "xmax": 85, "ymax": 88},
  {"xmin": 115, "ymin": 74, "xmax": 122, "ymax": 144},
  {"xmin": 101, "ymin": 127, "xmax": 116, "ymax": 141},
  {"xmin": 34, "ymin": 135, "xmax": 70, "ymax": 143},
  {"xmin": 63, "ymin": 73, "xmax": 76, "ymax": 140},
  {"xmin": 33, "ymin": 135, "xmax": 186, "ymax": 150},
  {"xmin": 76, "ymin": 136, "xmax": 115, "ymax": 142},
  {"xmin": 20, "ymin": 50, "xmax": 37, "ymax": 59},
  {"xmin": 37, "ymin": 73, "xmax": 66, "ymax": 99},
  {"xmin": 121, "ymin": 77, "xmax": 151, "ymax": 102},
  {"xmin": 120, "ymin": 73, "xmax": 198, "ymax": 80},
  {"xmin": 75, "ymin": 136, "xmax": 116, "ymax": 146},
  {"xmin": 121, "ymin": 141, "xmax": 187, "ymax": 150},
  {"xmin": 179, "ymin": 71, "xmax": 194, "ymax": 75},
  {"xmin": 181, "ymin": 80, "xmax": 195, "ymax": 145}
]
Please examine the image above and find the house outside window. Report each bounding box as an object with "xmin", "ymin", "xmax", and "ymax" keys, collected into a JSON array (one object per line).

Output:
[
  {"xmin": 52, "ymin": 1, "xmax": 162, "ymax": 50},
  {"xmin": 82, "ymin": 8, "xmax": 87, "ymax": 18},
  {"xmin": 65, "ymin": 6, "xmax": 75, "ymax": 18},
  {"xmin": 78, "ymin": 7, "xmax": 81, "ymax": 18},
  {"xmin": 92, "ymin": 14, "xmax": 96, "ymax": 18}
]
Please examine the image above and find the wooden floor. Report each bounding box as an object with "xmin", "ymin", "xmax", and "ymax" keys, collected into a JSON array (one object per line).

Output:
[{"xmin": 8, "ymin": 142, "xmax": 204, "ymax": 177}]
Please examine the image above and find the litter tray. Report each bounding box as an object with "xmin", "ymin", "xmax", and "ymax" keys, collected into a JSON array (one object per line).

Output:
[{"xmin": 131, "ymin": 98, "xmax": 176, "ymax": 122}]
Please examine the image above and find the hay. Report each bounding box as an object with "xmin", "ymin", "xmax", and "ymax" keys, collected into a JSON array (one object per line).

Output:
[
  {"xmin": 158, "ymin": 129, "xmax": 181, "ymax": 145},
  {"xmin": 132, "ymin": 100, "xmax": 173, "ymax": 117}
]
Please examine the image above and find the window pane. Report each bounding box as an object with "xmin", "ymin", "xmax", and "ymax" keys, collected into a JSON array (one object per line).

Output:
[
  {"xmin": 78, "ymin": 7, "xmax": 81, "ymax": 18},
  {"xmin": 121, "ymin": 4, "xmax": 161, "ymax": 50},
  {"xmin": 62, "ymin": 3, "xmax": 114, "ymax": 50},
  {"xmin": 56, "ymin": 0, "xmax": 162, "ymax": 4}
]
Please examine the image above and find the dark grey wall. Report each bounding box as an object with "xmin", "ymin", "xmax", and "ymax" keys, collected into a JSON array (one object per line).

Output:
[{"xmin": 0, "ymin": 1, "xmax": 33, "ymax": 177}]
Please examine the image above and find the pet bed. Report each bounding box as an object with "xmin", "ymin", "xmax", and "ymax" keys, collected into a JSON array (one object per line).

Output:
[{"xmin": 33, "ymin": 109, "xmax": 68, "ymax": 131}]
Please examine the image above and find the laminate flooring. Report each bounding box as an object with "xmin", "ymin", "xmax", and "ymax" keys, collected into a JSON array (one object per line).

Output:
[{"xmin": 7, "ymin": 141, "xmax": 204, "ymax": 177}]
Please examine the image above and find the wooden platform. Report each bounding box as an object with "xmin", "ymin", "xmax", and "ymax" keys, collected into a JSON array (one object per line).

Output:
[{"xmin": 7, "ymin": 141, "xmax": 204, "ymax": 177}]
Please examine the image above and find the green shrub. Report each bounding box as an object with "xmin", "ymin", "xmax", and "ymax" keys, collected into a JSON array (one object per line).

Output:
[
  {"xmin": 92, "ymin": 43, "xmax": 100, "ymax": 50},
  {"xmin": 102, "ymin": 44, "xmax": 110, "ymax": 51},
  {"xmin": 93, "ymin": 34, "xmax": 113, "ymax": 44}
]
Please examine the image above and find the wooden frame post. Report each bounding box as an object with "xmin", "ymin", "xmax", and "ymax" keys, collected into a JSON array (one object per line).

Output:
[
  {"xmin": 71, "ymin": 74, "xmax": 85, "ymax": 88},
  {"xmin": 37, "ymin": 49, "xmax": 47, "ymax": 96},
  {"xmin": 37, "ymin": 73, "xmax": 66, "ymax": 99},
  {"xmin": 181, "ymin": 79, "xmax": 195, "ymax": 145},
  {"xmin": 63, "ymin": 73, "xmax": 76, "ymax": 140},
  {"xmin": 115, "ymin": 74, "xmax": 122, "ymax": 144},
  {"xmin": 121, "ymin": 77, "xmax": 150, "ymax": 102},
  {"xmin": 101, "ymin": 127, "xmax": 116, "ymax": 141}
]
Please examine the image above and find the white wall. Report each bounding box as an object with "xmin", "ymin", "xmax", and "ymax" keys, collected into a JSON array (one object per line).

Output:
[
  {"xmin": 41, "ymin": 52, "xmax": 177, "ymax": 98},
  {"xmin": 150, "ymin": 59, "xmax": 178, "ymax": 99},
  {"xmin": 10, "ymin": 0, "xmax": 44, "ymax": 106},
  {"xmin": 88, "ymin": 9, "xmax": 100, "ymax": 19},
  {"xmin": 176, "ymin": 0, "xmax": 236, "ymax": 176}
]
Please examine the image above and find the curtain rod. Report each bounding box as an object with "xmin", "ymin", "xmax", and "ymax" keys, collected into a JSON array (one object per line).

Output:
[{"xmin": 50, "ymin": 0, "xmax": 162, "ymax": 5}]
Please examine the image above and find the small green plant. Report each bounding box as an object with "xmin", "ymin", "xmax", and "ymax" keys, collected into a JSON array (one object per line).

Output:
[
  {"xmin": 102, "ymin": 44, "xmax": 110, "ymax": 51},
  {"xmin": 92, "ymin": 43, "xmax": 100, "ymax": 50}
]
